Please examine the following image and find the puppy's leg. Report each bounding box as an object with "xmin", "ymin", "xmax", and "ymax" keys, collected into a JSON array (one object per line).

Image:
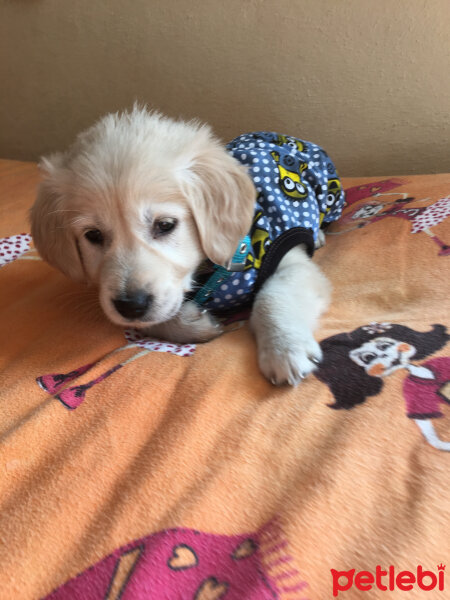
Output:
[
  {"xmin": 315, "ymin": 229, "xmax": 326, "ymax": 249},
  {"xmin": 142, "ymin": 300, "xmax": 223, "ymax": 344},
  {"xmin": 250, "ymin": 246, "xmax": 330, "ymax": 385}
]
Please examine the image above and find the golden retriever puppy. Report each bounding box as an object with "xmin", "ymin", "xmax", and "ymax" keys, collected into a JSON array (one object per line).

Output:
[{"xmin": 31, "ymin": 106, "xmax": 343, "ymax": 385}]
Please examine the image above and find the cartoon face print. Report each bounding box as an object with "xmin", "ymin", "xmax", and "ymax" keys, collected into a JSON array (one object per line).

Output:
[
  {"xmin": 275, "ymin": 134, "xmax": 305, "ymax": 153},
  {"xmin": 327, "ymin": 178, "xmax": 342, "ymax": 207},
  {"xmin": 351, "ymin": 202, "xmax": 385, "ymax": 220},
  {"xmin": 244, "ymin": 210, "xmax": 270, "ymax": 271},
  {"xmin": 270, "ymin": 151, "xmax": 308, "ymax": 199},
  {"xmin": 350, "ymin": 336, "xmax": 416, "ymax": 377},
  {"xmin": 318, "ymin": 178, "xmax": 343, "ymax": 224},
  {"xmin": 259, "ymin": 132, "xmax": 306, "ymax": 153},
  {"xmin": 245, "ymin": 227, "xmax": 269, "ymax": 270}
]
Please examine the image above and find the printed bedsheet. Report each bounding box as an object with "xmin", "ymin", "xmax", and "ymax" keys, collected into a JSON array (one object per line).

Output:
[{"xmin": 0, "ymin": 160, "xmax": 449, "ymax": 599}]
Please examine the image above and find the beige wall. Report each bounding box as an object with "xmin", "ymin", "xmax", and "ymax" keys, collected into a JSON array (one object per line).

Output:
[{"xmin": 1, "ymin": 0, "xmax": 449, "ymax": 176}]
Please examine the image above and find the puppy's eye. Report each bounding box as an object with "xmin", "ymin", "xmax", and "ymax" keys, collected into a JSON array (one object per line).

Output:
[
  {"xmin": 154, "ymin": 218, "xmax": 177, "ymax": 236},
  {"xmin": 84, "ymin": 229, "xmax": 104, "ymax": 245}
]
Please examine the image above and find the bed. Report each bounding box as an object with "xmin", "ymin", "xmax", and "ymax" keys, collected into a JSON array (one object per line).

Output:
[{"xmin": 1, "ymin": 159, "xmax": 449, "ymax": 599}]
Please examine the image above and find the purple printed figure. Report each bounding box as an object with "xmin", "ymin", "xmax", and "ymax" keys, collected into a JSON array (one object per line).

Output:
[
  {"xmin": 43, "ymin": 520, "xmax": 309, "ymax": 600},
  {"xmin": 36, "ymin": 330, "xmax": 196, "ymax": 409},
  {"xmin": 37, "ymin": 362, "xmax": 97, "ymax": 396},
  {"xmin": 35, "ymin": 309, "xmax": 253, "ymax": 410},
  {"xmin": 328, "ymin": 193, "xmax": 450, "ymax": 256},
  {"xmin": 410, "ymin": 196, "xmax": 450, "ymax": 255},
  {"xmin": 342, "ymin": 178, "xmax": 405, "ymax": 207},
  {"xmin": 315, "ymin": 323, "xmax": 450, "ymax": 451}
]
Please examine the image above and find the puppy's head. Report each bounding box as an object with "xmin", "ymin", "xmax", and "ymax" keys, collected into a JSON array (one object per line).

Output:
[{"xmin": 30, "ymin": 106, "xmax": 256, "ymax": 327}]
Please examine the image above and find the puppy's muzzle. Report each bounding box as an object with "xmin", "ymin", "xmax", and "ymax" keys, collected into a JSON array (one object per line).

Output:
[{"xmin": 112, "ymin": 291, "xmax": 152, "ymax": 320}]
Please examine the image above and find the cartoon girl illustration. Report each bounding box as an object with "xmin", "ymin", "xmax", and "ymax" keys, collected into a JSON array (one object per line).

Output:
[
  {"xmin": 37, "ymin": 330, "xmax": 196, "ymax": 409},
  {"xmin": 327, "ymin": 193, "xmax": 450, "ymax": 256},
  {"xmin": 342, "ymin": 178, "xmax": 404, "ymax": 208},
  {"xmin": 315, "ymin": 323, "xmax": 450, "ymax": 451},
  {"xmin": 36, "ymin": 314, "xmax": 245, "ymax": 410}
]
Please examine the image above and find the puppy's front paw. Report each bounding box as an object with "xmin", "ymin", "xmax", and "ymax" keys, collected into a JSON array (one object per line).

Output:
[
  {"xmin": 147, "ymin": 301, "xmax": 223, "ymax": 344},
  {"xmin": 315, "ymin": 229, "xmax": 326, "ymax": 249},
  {"xmin": 258, "ymin": 336, "xmax": 322, "ymax": 386},
  {"xmin": 178, "ymin": 301, "xmax": 224, "ymax": 343}
]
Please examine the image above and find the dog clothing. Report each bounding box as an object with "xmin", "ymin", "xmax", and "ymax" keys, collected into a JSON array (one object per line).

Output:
[{"xmin": 192, "ymin": 131, "xmax": 345, "ymax": 313}]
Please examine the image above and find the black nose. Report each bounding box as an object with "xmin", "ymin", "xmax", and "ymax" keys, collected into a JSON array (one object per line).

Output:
[{"xmin": 112, "ymin": 291, "xmax": 152, "ymax": 320}]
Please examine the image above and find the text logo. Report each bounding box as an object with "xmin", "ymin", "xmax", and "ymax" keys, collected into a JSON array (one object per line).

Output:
[{"xmin": 331, "ymin": 564, "xmax": 445, "ymax": 597}]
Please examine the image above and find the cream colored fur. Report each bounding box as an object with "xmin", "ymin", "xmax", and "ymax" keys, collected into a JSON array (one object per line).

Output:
[{"xmin": 31, "ymin": 106, "xmax": 331, "ymax": 385}]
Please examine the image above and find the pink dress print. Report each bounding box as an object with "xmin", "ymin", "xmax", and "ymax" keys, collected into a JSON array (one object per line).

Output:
[{"xmin": 404, "ymin": 358, "xmax": 450, "ymax": 419}]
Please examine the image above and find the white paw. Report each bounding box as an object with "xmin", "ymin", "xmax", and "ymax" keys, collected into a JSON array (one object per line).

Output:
[
  {"xmin": 177, "ymin": 301, "xmax": 223, "ymax": 343},
  {"xmin": 315, "ymin": 229, "xmax": 326, "ymax": 249},
  {"xmin": 258, "ymin": 335, "xmax": 322, "ymax": 386},
  {"xmin": 147, "ymin": 301, "xmax": 223, "ymax": 344}
]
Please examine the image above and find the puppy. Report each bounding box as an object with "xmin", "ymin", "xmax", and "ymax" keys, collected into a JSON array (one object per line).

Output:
[{"xmin": 31, "ymin": 106, "xmax": 344, "ymax": 385}]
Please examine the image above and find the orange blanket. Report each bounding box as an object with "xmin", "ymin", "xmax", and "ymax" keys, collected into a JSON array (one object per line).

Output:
[{"xmin": 0, "ymin": 160, "xmax": 449, "ymax": 599}]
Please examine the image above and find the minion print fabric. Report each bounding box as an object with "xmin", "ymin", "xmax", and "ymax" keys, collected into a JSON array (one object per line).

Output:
[{"xmin": 202, "ymin": 131, "xmax": 345, "ymax": 313}]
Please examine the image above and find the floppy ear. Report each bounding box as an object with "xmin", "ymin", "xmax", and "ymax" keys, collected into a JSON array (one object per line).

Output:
[
  {"xmin": 178, "ymin": 144, "xmax": 256, "ymax": 266},
  {"xmin": 30, "ymin": 155, "xmax": 86, "ymax": 282}
]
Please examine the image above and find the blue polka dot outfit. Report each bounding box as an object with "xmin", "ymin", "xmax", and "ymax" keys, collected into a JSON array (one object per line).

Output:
[{"xmin": 198, "ymin": 131, "xmax": 345, "ymax": 313}]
